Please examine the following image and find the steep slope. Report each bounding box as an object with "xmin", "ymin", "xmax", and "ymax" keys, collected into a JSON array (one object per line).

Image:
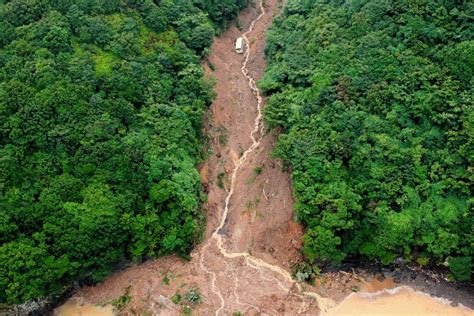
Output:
[
  {"xmin": 55, "ymin": 1, "xmax": 328, "ymax": 314},
  {"xmin": 262, "ymin": 0, "xmax": 473, "ymax": 279},
  {"xmin": 0, "ymin": 0, "xmax": 247, "ymax": 306},
  {"xmin": 53, "ymin": 1, "xmax": 474, "ymax": 315}
]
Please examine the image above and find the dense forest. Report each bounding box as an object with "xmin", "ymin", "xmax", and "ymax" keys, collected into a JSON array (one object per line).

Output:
[
  {"xmin": 262, "ymin": 0, "xmax": 473, "ymax": 281},
  {"xmin": 0, "ymin": 0, "xmax": 247, "ymax": 304}
]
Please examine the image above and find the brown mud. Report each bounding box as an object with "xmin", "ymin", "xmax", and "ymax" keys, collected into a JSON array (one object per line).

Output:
[
  {"xmin": 57, "ymin": 1, "xmax": 322, "ymax": 314},
  {"xmin": 54, "ymin": 1, "xmax": 473, "ymax": 315},
  {"xmin": 53, "ymin": 298, "xmax": 114, "ymax": 316}
]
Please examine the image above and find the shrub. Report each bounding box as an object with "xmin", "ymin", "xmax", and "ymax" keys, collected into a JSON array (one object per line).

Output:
[
  {"xmin": 184, "ymin": 288, "xmax": 202, "ymax": 305},
  {"xmin": 448, "ymin": 257, "xmax": 472, "ymax": 282}
]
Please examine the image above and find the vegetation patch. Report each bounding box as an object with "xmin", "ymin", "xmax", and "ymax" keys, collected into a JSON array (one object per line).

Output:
[
  {"xmin": 246, "ymin": 166, "xmax": 263, "ymax": 185},
  {"xmin": 170, "ymin": 286, "xmax": 202, "ymax": 315},
  {"xmin": 217, "ymin": 172, "xmax": 227, "ymax": 189},
  {"xmin": 184, "ymin": 288, "xmax": 202, "ymax": 305},
  {"xmin": 93, "ymin": 50, "xmax": 119, "ymax": 76},
  {"xmin": 216, "ymin": 126, "xmax": 228, "ymax": 146},
  {"xmin": 171, "ymin": 292, "xmax": 182, "ymax": 305},
  {"xmin": 292, "ymin": 262, "xmax": 320, "ymax": 283},
  {"xmin": 111, "ymin": 287, "xmax": 131, "ymax": 312}
]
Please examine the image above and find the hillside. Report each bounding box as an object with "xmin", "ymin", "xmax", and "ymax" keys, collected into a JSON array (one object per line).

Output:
[
  {"xmin": 261, "ymin": 0, "xmax": 473, "ymax": 280},
  {"xmin": 0, "ymin": 0, "xmax": 247, "ymax": 304}
]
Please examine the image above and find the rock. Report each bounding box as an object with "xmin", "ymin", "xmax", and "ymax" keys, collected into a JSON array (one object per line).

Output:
[
  {"xmin": 11, "ymin": 297, "xmax": 51, "ymax": 315},
  {"xmin": 153, "ymin": 295, "xmax": 176, "ymax": 310},
  {"xmin": 277, "ymin": 304, "xmax": 285, "ymax": 312},
  {"xmin": 393, "ymin": 269, "xmax": 402, "ymax": 283},
  {"xmin": 394, "ymin": 257, "xmax": 405, "ymax": 265}
]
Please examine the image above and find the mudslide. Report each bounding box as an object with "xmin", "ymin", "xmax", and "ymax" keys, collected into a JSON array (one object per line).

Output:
[
  {"xmin": 198, "ymin": 0, "xmax": 334, "ymax": 314},
  {"xmin": 55, "ymin": 1, "xmax": 474, "ymax": 315},
  {"xmin": 57, "ymin": 1, "xmax": 326, "ymax": 314}
]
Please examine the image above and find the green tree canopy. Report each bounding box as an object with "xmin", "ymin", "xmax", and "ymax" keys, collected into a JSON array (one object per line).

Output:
[
  {"xmin": 262, "ymin": 0, "xmax": 473, "ymax": 280},
  {"xmin": 0, "ymin": 0, "xmax": 247, "ymax": 304}
]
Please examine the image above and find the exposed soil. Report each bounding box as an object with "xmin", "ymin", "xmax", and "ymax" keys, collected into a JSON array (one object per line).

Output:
[
  {"xmin": 53, "ymin": 1, "xmax": 474, "ymax": 315},
  {"xmin": 56, "ymin": 1, "xmax": 320, "ymax": 315},
  {"xmin": 199, "ymin": 0, "xmax": 302, "ymax": 272}
]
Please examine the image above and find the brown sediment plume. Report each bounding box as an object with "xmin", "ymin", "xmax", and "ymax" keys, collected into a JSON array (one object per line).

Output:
[
  {"xmin": 54, "ymin": 298, "xmax": 114, "ymax": 316},
  {"xmin": 359, "ymin": 277, "xmax": 397, "ymax": 293},
  {"xmin": 323, "ymin": 286, "xmax": 474, "ymax": 316}
]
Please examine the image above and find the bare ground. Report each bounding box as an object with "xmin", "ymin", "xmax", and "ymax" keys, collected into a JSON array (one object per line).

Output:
[
  {"xmin": 66, "ymin": 1, "xmax": 329, "ymax": 315},
  {"xmin": 199, "ymin": 0, "xmax": 302, "ymax": 273}
]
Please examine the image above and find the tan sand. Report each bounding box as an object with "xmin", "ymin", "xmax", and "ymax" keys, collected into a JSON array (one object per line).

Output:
[{"xmin": 324, "ymin": 286, "xmax": 474, "ymax": 316}]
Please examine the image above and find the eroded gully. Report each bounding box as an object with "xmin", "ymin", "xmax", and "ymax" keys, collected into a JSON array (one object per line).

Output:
[{"xmin": 196, "ymin": 1, "xmax": 335, "ymax": 315}]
